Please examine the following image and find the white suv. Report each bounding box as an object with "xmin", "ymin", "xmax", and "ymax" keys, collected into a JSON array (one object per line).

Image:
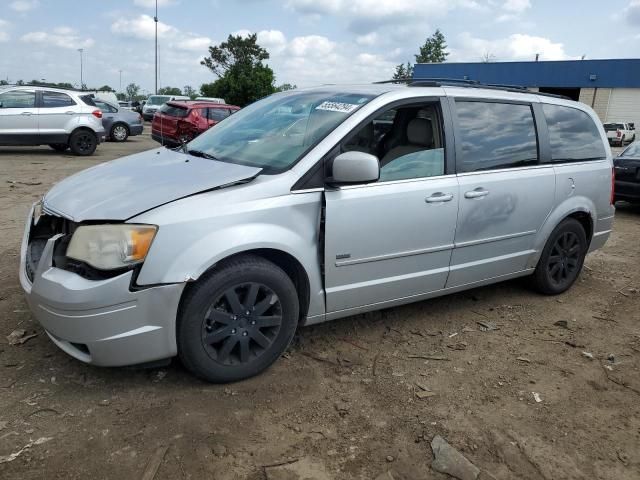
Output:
[{"xmin": 0, "ymin": 85, "xmax": 106, "ymax": 156}]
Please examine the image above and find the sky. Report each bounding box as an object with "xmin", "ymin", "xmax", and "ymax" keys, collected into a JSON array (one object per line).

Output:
[{"xmin": 0, "ymin": 0, "xmax": 639, "ymax": 94}]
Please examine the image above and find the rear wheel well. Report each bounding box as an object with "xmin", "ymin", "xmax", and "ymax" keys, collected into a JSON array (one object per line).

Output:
[
  {"xmin": 184, "ymin": 249, "xmax": 311, "ymax": 322},
  {"xmin": 567, "ymin": 211, "xmax": 593, "ymax": 244}
]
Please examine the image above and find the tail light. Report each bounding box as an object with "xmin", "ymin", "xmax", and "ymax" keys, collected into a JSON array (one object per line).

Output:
[
  {"xmin": 616, "ymin": 130, "xmax": 621, "ymax": 138},
  {"xmin": 611, "ymin": 167, "xmax": 615, "ymax": 205},
  {"xmin": 92, "ymin": 109, "xmax": 103, "ymax": 119}
]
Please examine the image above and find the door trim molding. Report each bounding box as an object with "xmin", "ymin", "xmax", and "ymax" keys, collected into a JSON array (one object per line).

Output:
[
  {"xmin": 335, "ymin": 243, "xmax": 455, "ymax": 267},
  {"xmin": 454, "ymin": 229, "xmax": 536, "ymax": 248}
]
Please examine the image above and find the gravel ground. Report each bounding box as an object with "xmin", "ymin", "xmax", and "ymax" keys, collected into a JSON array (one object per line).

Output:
[{"xmin": 0, "ymin": 134, "xmax": 638, "ymax": 479}]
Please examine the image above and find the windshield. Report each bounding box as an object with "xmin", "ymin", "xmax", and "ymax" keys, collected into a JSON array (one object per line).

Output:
[
  {"xmin": 186, "ymin": 90, "xmax": 376, "ymax": 172},
  {"xmin": 604, "ymin": 123, "xmax": 624, "ymax": 131},
  {"xmin": 147, "ymin": 95, "xmax": 170, "ymax": 106},
  {"xmin": 160, "ymin": 103, "xmax": 189, "ymax": 117},
  {"xmin": 622, "ymin": 142, "xmax": 640, "ymax": 157}
]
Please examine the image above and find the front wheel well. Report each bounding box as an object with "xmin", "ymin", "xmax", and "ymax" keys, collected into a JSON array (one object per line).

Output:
[{"xmin": 184, "ymin": 249, "xmax": 311, "ymax": 322}]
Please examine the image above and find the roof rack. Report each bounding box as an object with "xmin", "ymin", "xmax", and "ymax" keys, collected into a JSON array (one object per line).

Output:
[
  {"xmin": 1, "ymin": 83, "xmax": 86, "ymax": 92},
  {"xmin": 373, "ymin": 77, "xmax": 571, "ymax": 100}
]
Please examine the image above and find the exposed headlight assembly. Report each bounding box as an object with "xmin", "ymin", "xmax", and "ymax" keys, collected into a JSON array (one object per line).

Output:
[{"xmin": 67, "ymin": 224, "xmax": 157, "ymax": 270}]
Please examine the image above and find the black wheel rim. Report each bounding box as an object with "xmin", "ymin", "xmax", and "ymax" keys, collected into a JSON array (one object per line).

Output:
[
  {"xmin": 74, "ymin": 133, "xmax": 94, "ymax": 152},
  {"xmin": 547, "ymin": 232, "xmax": 581, "ymax": 287},
  {"xmin": 201, "ymin": 283, "xmax": 282, "ymax": 365}
]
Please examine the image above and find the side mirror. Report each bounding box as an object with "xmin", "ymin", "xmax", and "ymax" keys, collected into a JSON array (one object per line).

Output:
[{"xmin": 330, "ymin": 151, "xmax": 380, "ymax": 184}]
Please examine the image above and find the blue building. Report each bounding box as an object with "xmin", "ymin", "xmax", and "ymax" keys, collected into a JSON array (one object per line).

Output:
[{"xmin": 413, "ymin": 59, "xmax": 640, "ymax": 125}]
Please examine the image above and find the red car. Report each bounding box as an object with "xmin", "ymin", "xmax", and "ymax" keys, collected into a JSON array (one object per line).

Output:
[{"xmin": 151, "ymin": 101, "xmax": 240, "ymax": 146}]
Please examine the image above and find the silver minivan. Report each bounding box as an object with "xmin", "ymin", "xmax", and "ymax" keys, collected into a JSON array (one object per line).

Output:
[{"xmin": 20, "ymin": 82, "xmax": 615, "ymax": 382}]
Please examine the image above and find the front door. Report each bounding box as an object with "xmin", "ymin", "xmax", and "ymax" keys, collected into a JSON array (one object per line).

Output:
[
  {"xmin": 446, "ymin": 99, "xmax": 555, "ymax": 287},
  {"xmin": 0, "ymin": 89, "xmax": 39, "ymax": 143},
  {"xmin": 324, "ymin": 99, "xmax": 459, "ymax": 314}
]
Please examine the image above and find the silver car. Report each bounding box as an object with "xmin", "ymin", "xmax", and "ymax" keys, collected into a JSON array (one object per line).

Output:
[
  {"xmin": 93, "ymin": 99, "xmax": 144, "ymax": 142},
  {"xmin": 20, "ymin": 83, "xmax": 615, "ymax": 382},
  {"xmin": 0, "ymin": 85, "xmax": 106, "ymax": 155}
]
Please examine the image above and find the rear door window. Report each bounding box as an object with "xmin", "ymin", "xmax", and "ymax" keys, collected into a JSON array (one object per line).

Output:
[
  {"xmin": 208, "ymin": 108, "xmax": 230, "ymax": 121},
  {"xmin": 0, "ymin": 90, "xmax": 36, "ymax": 108},
  {"xmin": 455, "ymin": 101, "xmax": 538, "ymax": 172},
  {"xmin": 543, "ymin": 104, "xmax": 606, "ymax": 162},
  {"xmin": 42, "ymin": 91, "xmax": 76, "ymax": 108}
]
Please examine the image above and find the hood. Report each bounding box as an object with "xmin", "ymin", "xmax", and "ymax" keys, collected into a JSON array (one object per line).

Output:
[{"xmin": 44, "ymin": 148, "xmax": 261, "ymax": 222}]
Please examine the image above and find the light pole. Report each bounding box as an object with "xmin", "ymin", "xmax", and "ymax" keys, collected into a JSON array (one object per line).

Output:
[
  {"xmin": 154, "ymin": 0, "xmax": 158, "ymax": 94},
  {"xmin": 119, "ymin": 69, "xmax": 122, "ymax": 92},
  {"xmin": 77, "ymin": 48, "xmax": 84, "ymax": 89}
]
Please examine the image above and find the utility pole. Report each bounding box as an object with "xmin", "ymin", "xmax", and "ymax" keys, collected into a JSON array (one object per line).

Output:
[
  {"xmin": 78, "ymin": 48, "xmax": 84, "ymax": 89},
  {"xmin": 119, "ymin": 70, "xmax": 122, "ymax": 92},
  {"xmin": 154, "ymin": 0, "xmax": 158, "ymax": 94}
]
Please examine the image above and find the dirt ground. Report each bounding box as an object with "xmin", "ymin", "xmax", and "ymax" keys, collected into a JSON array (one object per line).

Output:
[{"xmin": 0, "ymin": 132, "xmax": 638, "ymax": 480}]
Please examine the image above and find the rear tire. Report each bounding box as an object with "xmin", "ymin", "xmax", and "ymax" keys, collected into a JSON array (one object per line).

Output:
[
  {"xmin": 531, "ymin": 218, "xmax": 587, "ymax": 295},
  {"xmin": 69, "ymin": 130, "xmax": 97, "ymax": 156},
  {"xmin": 178, "ymin": 255, "xmax": 299, "ymax": 383},
  {"xmin": 110, "ymin": 123, "xmax": 129, "ymax": 142},
  {"xmin": 49, "ymin": 143, "xmax": 69, "ymax": 152}
]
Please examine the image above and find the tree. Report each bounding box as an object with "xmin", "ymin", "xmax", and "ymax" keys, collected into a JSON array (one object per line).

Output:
[
  {"xmin": 97, "ymin": 85, "xmax": 114, "ymax": 92},
  {"xmin": 158, "ymin": 86, "xmax": 182, "ymax": 95},
  {"xmin": 415, "ymin": 29, "xmax": 448, "ymax": 63},
  {"xmin": 125, "ymin": 83, "xmax": 140, "ymax": 101},
  {"xmin": 116, "ymin": 92, "xmax": 126, "ymax": 101},
  {"xmin": 200, "ymin": 33, "xmax": 276, "ymax": 106},
  {"xmin": 0, "ymin": 80, "xmax": 7, "ymax": 86},
  {"xmin": 481, "ymin": 52, "xmax": 496, "ymax": 63},
  {"xmin": 392, "ymin": 62, "xmax": 414, "ymax": 80},
  {"xmin": 183, "ymin": 85, "xmax": 198, "ymax": 99},
  {"xmin": 275, "ymin": 83, "xmax": 297, "ymax": 92}
]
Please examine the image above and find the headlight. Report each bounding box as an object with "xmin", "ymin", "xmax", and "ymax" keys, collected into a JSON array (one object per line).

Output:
[{"xmin": 67, "ymin": 224, "xmax": 157, "ymax": 270}]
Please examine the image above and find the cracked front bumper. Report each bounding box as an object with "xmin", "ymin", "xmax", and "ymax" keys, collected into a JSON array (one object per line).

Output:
[{"xmin": 19, "ymin": 206, "xmax": 185, "ymax": 367}]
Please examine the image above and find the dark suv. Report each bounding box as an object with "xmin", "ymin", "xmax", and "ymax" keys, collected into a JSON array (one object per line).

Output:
[{"xmin": 151, "ymin": 101, "xmax": 240, "ymax": 146}]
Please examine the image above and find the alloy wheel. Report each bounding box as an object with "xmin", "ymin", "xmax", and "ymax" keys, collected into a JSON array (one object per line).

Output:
[
  {"xmin": 201, "ymin": 282, "xmax": 283, "ymax": 365},
  {"xmin": 74, "ymin": 133, "xmax": 95, "ymax": 153},
  {"xmin": 547, "ymin": 231, "xmax": 581, "ymax": 287},
  {"xmin": 113, "ymin": 125, "xmax": 127, "ymax": 141}
]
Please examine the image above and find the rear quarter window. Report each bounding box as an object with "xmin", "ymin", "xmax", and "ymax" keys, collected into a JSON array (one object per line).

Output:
[
  {"xmin": 543, "ymin": 104, "xmax": 606, "ymax": 162},
  {"xmin": 159, "ymin": 104, "xmax": 188, "ymax": 117}
]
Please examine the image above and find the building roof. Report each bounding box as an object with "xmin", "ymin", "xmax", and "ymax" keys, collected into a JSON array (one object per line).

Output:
[{"xmin": 413, "ymin": 59, "xmax": 640, "ymax": 88}]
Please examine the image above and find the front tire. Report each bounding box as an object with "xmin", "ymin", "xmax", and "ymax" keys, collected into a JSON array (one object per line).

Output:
[
  {"xmin": 69, "ymin": 130, "xmax": 97, "ymax": 156},
  {"xmin": 110, "ymin": 123, "xmax": 129, "ymax": 142},
  {"xmin": 531, "ymin": 218, "xmax": 587, "ymax": 295},
  {"xmin": 178, "ymin": 255, "xmax": 299, "ymax": 383}
]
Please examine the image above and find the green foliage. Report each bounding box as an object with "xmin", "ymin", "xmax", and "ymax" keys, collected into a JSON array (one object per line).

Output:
[
  {"xmin": 0, "ymin": 80, "xmax": 7, "ymax": 86},
  {"xmin": 275, "ymin": 83, "xmax": 297, "ymax": 92},
  {"xmin": 183, "ymin": 85, "xmax": 198, "ymax": 99},
  {"xmin": 125, "ymin": 83, "xmax": 140, "ymax": 101},
  {"xmin": 200, "ymin": 33, "xmax": 276, "ymax": 107},
  {"xmin": 158, "ymin": 86, "xmax": 182, "ymax": 95},
  {"xmin": 116, "ymin": 92, "xmax": 126, "ymax": 101},
  {"xmin": 97, "ymin": 85, "xmax": 115, "ymax": 92},
  {"xmin": 392, "ymin": 62, "xmax": 414, "ymax": 80},
  {"xmin": 415, "ymin": 29, "xmax": 448, "ymax": 63}
]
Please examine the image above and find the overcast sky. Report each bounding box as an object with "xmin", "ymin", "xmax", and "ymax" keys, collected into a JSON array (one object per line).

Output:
[{"xmin": 0, "ymin": 0, "xmax": 639, "ymax": 93}]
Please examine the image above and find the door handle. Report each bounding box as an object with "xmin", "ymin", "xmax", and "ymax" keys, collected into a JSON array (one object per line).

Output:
[
  {"xmin": 21, "ymin": 112, "xmax": 32, "ymax": 116},
  {"xmin": 425, "ymin": 192, "xmax": 454, "ymax": 203},
  {"xmin": 464, "ymin": 188, "xmax": 489, "ymax": 199}
]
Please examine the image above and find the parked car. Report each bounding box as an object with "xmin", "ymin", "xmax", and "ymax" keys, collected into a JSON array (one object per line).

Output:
[
  {"xmin": 151, "ymin": 101, "xmax": 239, "ymax": 146},
  {"xmin": 614, "ymin": 141, "xmax": 640, "ymax": 203},
  {"xmin": 93, "ymin": 99, "xmax": 144, "ymax": 142},
  {"xmin": 20, "ymin": 83, "xmax": 614, "ymax": 383},
  {"xmin": 118, "ymin": 101, "xmax": 134, "ymax": 111},
  {"xmin": 142, "ymin": 94, "xmax": 189, "ymax": 121},
  {"xmin": 0, "ymin": 85, "xmax": 105, "ymax": 155},
  {"xmin": 604, "ymin": 122, "xmax": 636, "ymax": 146}
]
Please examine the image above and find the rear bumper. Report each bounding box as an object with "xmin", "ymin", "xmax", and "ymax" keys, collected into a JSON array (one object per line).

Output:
[
  {"xmin": 615, "ymin": 179, "xmax": 640, "ymax": 201},
  {"xmin": 151, "ymin": 131, "xmax": 179, "ymax": 147},
  {"xmin": 19, "ymin": 207, "xmax": 185, "ymax": 367},
  {"xmin": 130, "ymin": 124, "xmax": 144, "ymax": 136}
]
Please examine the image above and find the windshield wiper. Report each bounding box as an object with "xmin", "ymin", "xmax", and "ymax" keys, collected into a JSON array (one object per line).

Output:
[{"xmin": 186, "ymin": 149, "xmax": 219, "ymax": 160}]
